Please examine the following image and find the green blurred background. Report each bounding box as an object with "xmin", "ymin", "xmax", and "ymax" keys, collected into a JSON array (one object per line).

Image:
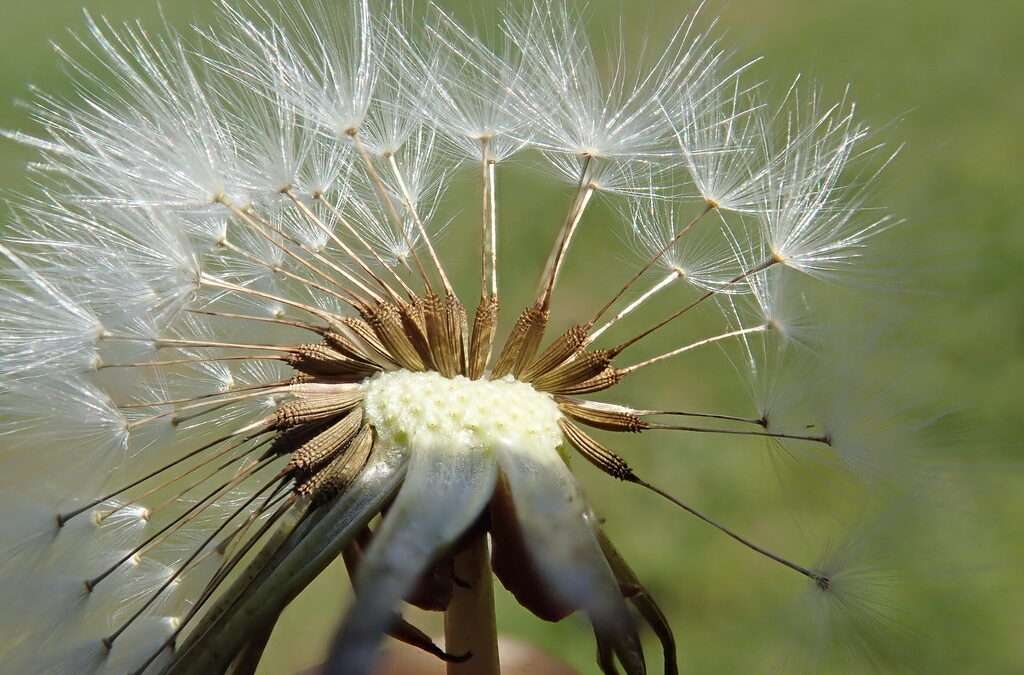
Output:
[{"xmin": 1, "ymin": 1, "xmax": 1022, "ymax": 673}]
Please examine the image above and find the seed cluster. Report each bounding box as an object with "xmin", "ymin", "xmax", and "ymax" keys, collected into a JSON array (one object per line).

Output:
[
  {"xmin": 266, "ymin": 289, "xmax": 639, "ymax": 506},
  {"xmin": 0, "ymin": 1, "xmax": 899, "ymax": 672}
]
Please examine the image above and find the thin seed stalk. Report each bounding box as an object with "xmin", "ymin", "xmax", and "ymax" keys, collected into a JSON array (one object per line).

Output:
[
  {"xmin": 588, "ymin": 203, "xmax": 713, "ymax": 330},
  {"xmin": 536, "ymin": 154, "xmax": 594, "ymax": 307},
  {"xmin": 444, "ymin": 534, "xmax": 500, "ymax": 675}
]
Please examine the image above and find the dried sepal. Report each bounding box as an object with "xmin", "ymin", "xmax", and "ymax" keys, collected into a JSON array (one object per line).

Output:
[
  {"xmin": 489, "ymin": 475, "xmax": 577, "ymax": 622},
  {"xmin": 341, "ymin": 540, "xmax": 466, "ymax": 663},
  {"xmin": 388, "ymin": 614, "xmax": 469, "ymax": 664},
  {"xmin": 595, "ymin": 525, "xmax": 678, "ymax": 675}
]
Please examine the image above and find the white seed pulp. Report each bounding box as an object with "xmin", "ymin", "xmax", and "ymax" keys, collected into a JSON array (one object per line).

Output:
[{"xmin": 363, "ymin": 370, "xmax": 564, "ymax": 454}]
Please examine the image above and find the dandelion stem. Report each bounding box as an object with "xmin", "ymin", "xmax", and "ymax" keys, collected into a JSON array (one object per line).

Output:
[
  {"xmin": 103, "ymin": 471, "xmax": 284, "ymax": 649},
  {"xmin": 98, "ymin": 434, "xmax": 274, "ymax": 524},
  {"xmin": 87, "ymin": 455, "xmax": 278, "ymax": 593},
  {"xmin": 116, "ymin": 380, "xmax": 288, "ymax": 410},
  {"xmin": 99, "ymin": 355, "xmax": 288, "ymax": 370},
  {"xmin": 103, "ymin": 334, "xmax": 298, "ymax": 354},
  {"xmin": 200, "ymin": 274, "xmax": 346, "ymax": 324},
  {"xmin": 240, "ymin": 200, "xmax": 381, "ymax": 300},
  {"xmin": 488, "ymin": 160, "xmax": 498, "ymax": 297},
  {"xmin": 132, "ymin": 498, "xmax": 301, "ymax": 675},
  {"xmin": 55, "ymin": 423, "xmax": 268, "ymax": 526},
  {"xmin": 219, "ymin": 239, "xmax": 363, "ymax": 309},
  {"xmin": 127, "ymin": 386, "xmax": 289, "ymax": 430},
  {"xmin": 444, "ymin": 533, "xmax": 500, "ymax": 675},
  {"xmin": 244, "ymin": 200, "xmax": 384, "ymax": 300},
  {"xmin": 637, "ymin": 409, "xmax": 767, "ymax": 427},
  {"xmin": 219, "ymin": 197, "xmax": 374, "ymax": 306}
]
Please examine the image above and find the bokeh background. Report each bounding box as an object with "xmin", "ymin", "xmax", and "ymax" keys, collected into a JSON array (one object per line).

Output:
[{"xmin": 1, "ymin": 1, "xmax": 1022, "ymax": 673}]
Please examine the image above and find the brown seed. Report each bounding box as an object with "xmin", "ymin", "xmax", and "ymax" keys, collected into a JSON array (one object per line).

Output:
[
  {"xmin": 288, "ymin": 407, "xmax": 364, "ymax": 475},
  {"xmin": 445, "ymin": 293, "xmax": 469, "ymax": 376},
  {"xmin": 468, "ymin": 295, "xmax": 499, "ymax": 380},
  {"xmin": 546, "ymin": 367, "xmax": 623, "ymax": 396},
  {"xmin": 399, "ymin": 300, "xmax": 436, "ymax": 370},
  {"xmin": 492, "ymin": 304, "xmax": 549, "ymax": 379},
  {"xmin": 595, "ymin": 528, "xmax": 678, "ymax": 675},
  {"xmin": 340, "ymin": 538, "xmax": 465, "ymax": 663},
  {"xmin": 521, "ymin": 324, "xmax": 589, "ymax": 382},
  {"xmin": 298, "ymin": 424, "xmax": 374, "ymax": 504},
  {"xmin": 531, "ymin": 350, "xmax": 612, "ymax": 393},
  {"xmin": 338, "ymin": 317, "xmax": 394, "ymax": 365},
  {"xmin": 559, "ymin": 419, "xmax": 636, "ymax": 481},
  {"xmin": 422, "ymin": 292, "xmax": 456, "ymax": 377},
  {"xmin": 286, "ymin": 343, "xmax": 380, "ymax": 379},
  {"xmin": 556, "ymin": 399, "xmax": 649, "ymax": 433},
  {"xmin": 266, "ymin": 418, "xmax": 334, "ymax": 457},
  {"xmin": 323, "ymin": 329, "xmax": 387, "ymax": 369},
  {"xmin": 273, "ymin": 392, "xmax": 364, "ymax": 429},
  {"xmin": 365, "ymin": 302, "xmax": 426, "ymax": 372}
]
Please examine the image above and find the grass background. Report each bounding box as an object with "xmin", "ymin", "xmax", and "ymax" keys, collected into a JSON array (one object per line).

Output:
[{"xmin": 1, "ymin": 1, "xmax": 1022, "ymax": 673}]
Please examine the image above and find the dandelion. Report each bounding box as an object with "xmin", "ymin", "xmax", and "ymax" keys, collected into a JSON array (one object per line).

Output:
[{"xmin": 0, "ymin": 2, "xmax": 905, "ymax": 674}]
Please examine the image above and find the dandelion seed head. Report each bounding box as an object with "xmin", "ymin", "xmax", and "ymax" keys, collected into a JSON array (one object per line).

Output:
[
  {"xmin": 667, "ymin": 66, "xmax": 768, "ymax": 212},
  {"xmin": 253, "ymin": 0, "xmax": 379, "ymax": 140},
  {"xmin": 0, "ymin": 1, "xmax": 913, "ymax": 674},
  {"xmin": 758, "ymin": 86, "xmax": 898, "ymax": 280},
  {"xmin": 503, "ymin": 0, "xmax": 722, "ymax": 161},
  {"xmin": 415, "ymin": 5, "xmax": 532, "ymax": 162}
]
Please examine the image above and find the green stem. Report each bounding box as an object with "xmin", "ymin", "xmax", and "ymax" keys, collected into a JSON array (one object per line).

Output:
[
  {"xmin": 444, "ymin": 534, "xmax": 500, "ymax": 675},
  {"xmin": 225, "ymin": 625, "xmax": 274, "ymax": 675}
]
